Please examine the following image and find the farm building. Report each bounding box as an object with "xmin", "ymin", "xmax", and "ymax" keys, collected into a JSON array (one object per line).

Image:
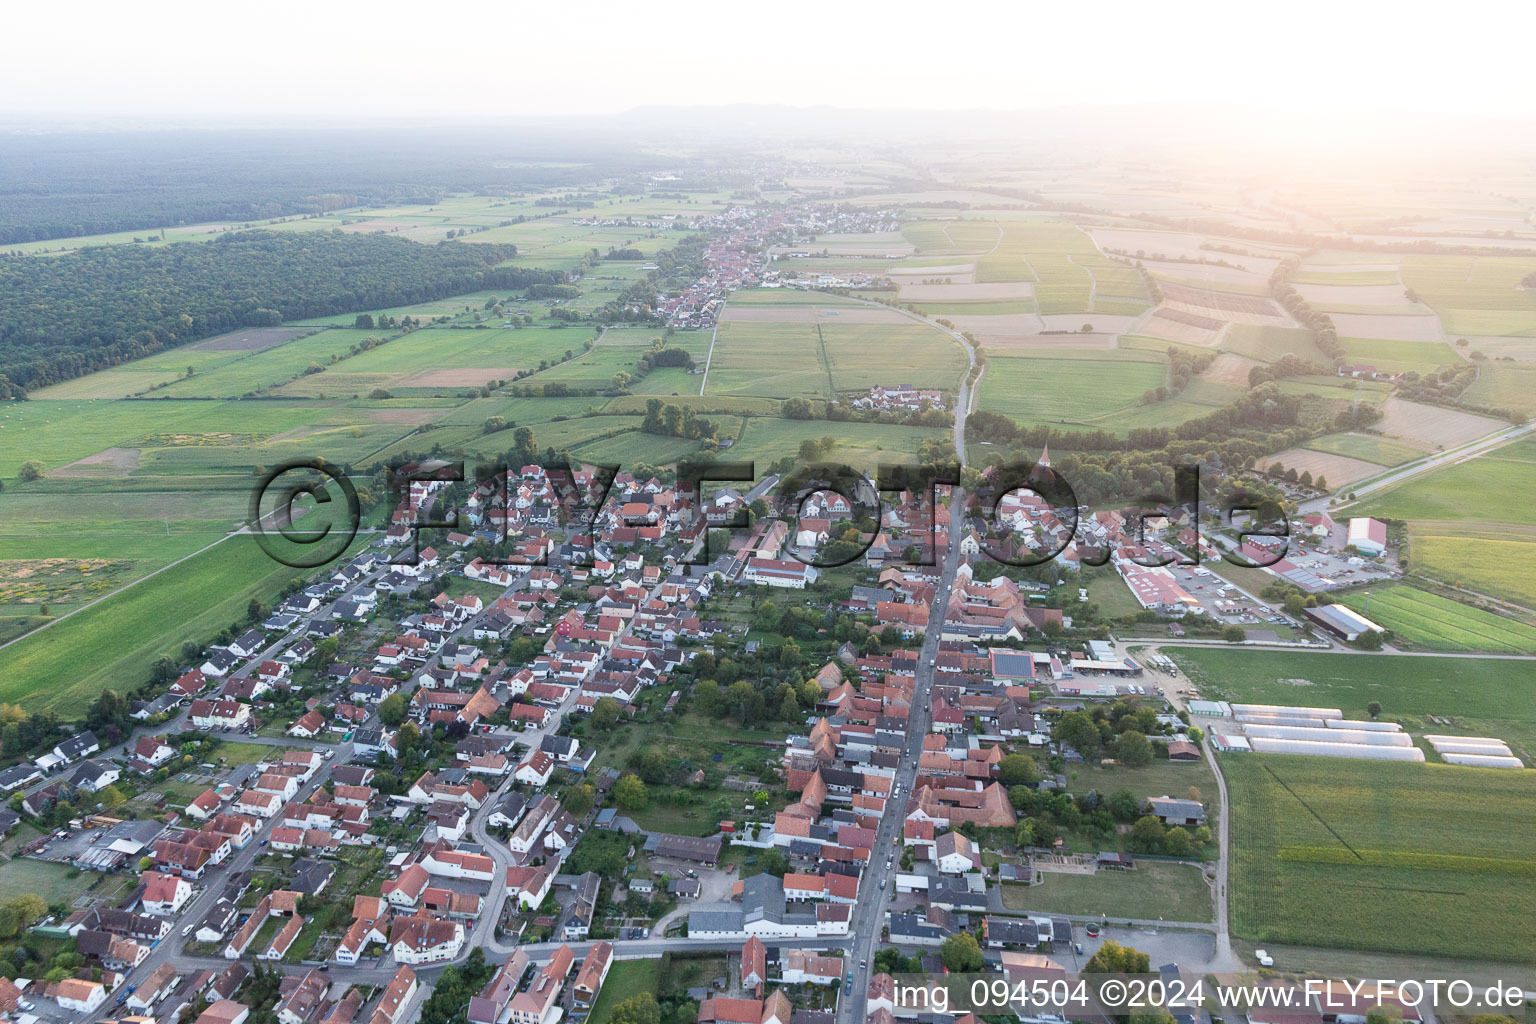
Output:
[
  {"xmin": 1347, "ymin": 517, "xmax": 1387, "ymax": 557},
  {"xmin": 1438, "ymin": 753, "xmax": 1525, "ymax": 768},
  {"xmin": 1143, "ymin": 796, "xmax": 1205, "ymax": 826},
  {"xmin": 1247, "ymin": 738, "xmax": 1424, "ymax": 761},
  {"xmin": 1186, "ymin": 700, "xmax": 1231, "ymax": 718},
  {"xmin": 1211, "ymin": 733, "xmax": 1250, "ymax": 752},
  {"xmin": 1230, "ymin": 704, "xmax": 1342, "ymax": 720},
  {"xmin": 1325, "ymin": 718, "xmax": 1400, "ymax": 733},
  {"xmin": 1305, "ymin": 604, "xmax": 1384, "ymax": 642},
  {"xmin": 1425, "ymin": 735, "xmax": 1523, "ymax": 767},
  {"xmin": 1241, "ymin": 725, "xmax": 1413, "ymax": 747}
]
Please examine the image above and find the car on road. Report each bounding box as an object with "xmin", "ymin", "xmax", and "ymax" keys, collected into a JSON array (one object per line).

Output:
[
  {"xmin": 182, "ymin": 925, "xmax": 193, "ymax": 937},
  {"xmin": 259, "ymin": 839, "xmax": 268, "ymax": 847}
]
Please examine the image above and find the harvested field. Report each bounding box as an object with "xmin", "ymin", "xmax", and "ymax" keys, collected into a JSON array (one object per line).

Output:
[
  {"xmin": 1294, "ymin": 283, "xmax": 1420, "ymax": 308},
  {"xmin": 895, "ymin": 281, "xmax": 1034, "ymax": 302},
  {"xmin": 1142, "ymin": 259, "xmax": 1267, "ymax": 288},
  {"xmin": 397, "ymin": 368, "xmax": 521, "ymax": 388},
  {"xmin": 1257, "ymin": 448, "xmax": 1383, "ymax": 487},
  {"xmin": 1203, "ymin": 352, "xmax": 1263, "ymax": 385},
  {"xmin": 51, "ymin": 447, "xmax": 142, "ymax": 476},
  {"xmin": 1375, "ymin": 397, "xmax": 1506, "ymax": 448},
  {"xmin": 888, "ymin": 263, "xmax": 975, "ymax": 277},
  {"xmin": 718, "ymin": 305, "xmax": 908, "ymax": 324},
  {"xmin": 980, "ymin": 333, "xmax": 1119, "ymax": 351},
  {"xmin": 945, "ymin": 313, "xmax": 1044, "ymax": 338},
  {"xmin": 1328, "ymin": 312, "xmax": 1445, "ymax": 342},
  {"xmin": 187, "ymin": 326, "xmax": 314, "ymax": 352},
  {"xmin": 1457, "ymin": 335, "xmax": 1536, "ymax": 362},
  {"xmin": 1160, "ymin": 282, "xmax": 1281, "ymax": 317},
  {"xmin": 1039, "ymin": 313, "xmax": 1138, "ymax": 334},
  {"xmin": 1141, "ymin": 311, "xmax": 1224, "ymax": 347}
]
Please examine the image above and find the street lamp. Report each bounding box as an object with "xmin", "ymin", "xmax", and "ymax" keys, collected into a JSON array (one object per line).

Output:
[{"xmin": 1364, "ymin": 590, "xmax": 1371, "ymax": 615}]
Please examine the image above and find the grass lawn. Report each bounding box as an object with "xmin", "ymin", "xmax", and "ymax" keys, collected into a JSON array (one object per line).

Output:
[
  {"xmin": 212, "ymin": 741, "xmax": 276, "ymax": 766},
  {"xmin": 1221, "ymin": 752, "xmax": 1536, "ymax": 961},
  {"xmin": 0, "ymin": 859, "xmax": 128, "ymax": 907},
  {"xmin": 999, "ymin": 861, "xmax": 1212, "ymax": 923},
  {"xmin": 1171, "ymin": 647, "xmax": 1536, "ymax": 757},
  {"xmin": 587, "ymin": 958, "xmax": 663, "ymax": 1024},
  {"xmin": 1064, "ymin": 758, "xmax": 1217, "ymax": 806},
  {"xmin": 1338, "ymin": 585, "xmax": 1536, "ymax": 653}
]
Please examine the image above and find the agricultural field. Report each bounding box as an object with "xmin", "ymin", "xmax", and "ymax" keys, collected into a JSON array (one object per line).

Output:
[
  {"xmin": 1400, "ymin": 255, "xmax": 1536, "ymax": 336},
  {"xmin": 151, "ymin": 329, "xmax": 393, "ymax": 397},
  {"xmin": 820, "ymin": 322, "xmax": 966, "ymax": 394},
  {"xmin": 977, "ymin": 350, "xmax": 1167, "ymax": 428},
  {"xmin": 704, "ymin": 321, "xmax": 831, "ymax": 400},
  {"xmin": 1462, "ymin": 363, "xmax": 1536, "ymax": 415},
  {"xmin": 1172, "ymin": 647, "xmax": 1536, "ymax": 755},
  {"xmin": 1223, "ymin": 324, "xmax": 1330, "ymax": 364},
  {"xmin": 1000, "ymin": 861, "xmax": 1212, "ymax": 923},
  {"xmin": 1305, "ymin": 432, "xmax": 1427, "ymax": 467},
  {"xmin": 1337, "ymin": 585, "xmax": 1536, "ymax": 653},
  {"xmin": 1221, "ymin": 753, "xmax": 1536, "ymax": 961},
  {"xmin": 0, "ymin": 535, "xmax": 332, "ymax": 714},
  {"xmin": 1256, "ymin": 448, "xmax": 1383, "ymax": 487},
  {"xmin": 1353, "ymin": 437, "xmax": 1536, "ymax": 525},
  {"xmin": 725, "ymin": 418, "xmax": 948, "ymax": 475},
  {"xmin": 1337, "ymin": 337, "xmax": 1460, "ymax": 375},
  {"xmin": 1404, "ymin": 530, "xmax": 1536, "ymax": 609}
]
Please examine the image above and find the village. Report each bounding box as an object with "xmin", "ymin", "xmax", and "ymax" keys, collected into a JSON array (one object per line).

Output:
[{"xmin": 0, "ymin": 430, "xmax": 1469, "ymax": 1024}]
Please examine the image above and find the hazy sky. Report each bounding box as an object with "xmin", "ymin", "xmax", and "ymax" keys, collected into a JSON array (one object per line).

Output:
[{"xmin": 7, "ymin": 0, "xmax": 1533, "ymax": 121}]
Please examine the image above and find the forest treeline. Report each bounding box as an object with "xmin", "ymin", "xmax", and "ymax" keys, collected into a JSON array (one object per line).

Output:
[
  {"xmin": 0, "ymin": 129, "xmax": 664, "ymax": 245},
  {"xmin": 0, "ymin": 230, "xmax": 565, "ymax": 394}
]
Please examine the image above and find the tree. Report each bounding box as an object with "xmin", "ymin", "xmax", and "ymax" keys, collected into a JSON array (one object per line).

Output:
[
  {"xmin": 1186, "ymin": 726, "xmax": 1204, "ymax": 745},
  {"xmin": 354, "ymin": 314, "xmax": 375, "ymax": 329},
  {"xmin": 940, "ymin": 932, "xmax": 985, "ymax": 972},
  {"xmin": 610, "ymin": 993, "xmax": 662, "ymax": 1024},
  {"xmin": 779, "ymin": 691, "xmax": 800, "ymax": 722},
  {"xmin": 1185, "ymin": 786, "xmax": 1202, "ymax": 803},
  {"xmin": 378, "ymin": 693, "xmax": 407, "ymax": 727},
  {"xmin": 592, "ymin": 697, "xmax": 621, "ymax": 730},
  {"xmin": 1130, "ymin": 815, "xmax": 1166, "ymax": 853},
  {"xmin": 1114, "ymin": 731, "xmax": 1154, "ymax": 768},
  {"xmin": 562, "ymin": 784, "xmax": 595, "ymax": 817},
  {"xmin": 1365, "ymin": 1008, "xmax": 1403, "ymax": 1024},
  {"xmin": 1162, "ymin": 827, "xmax": 1193, "ymax": 858},
  {"xmin": 1084, "ymin": 940, "xmax": 1151, "ymax": 974},
  {"xmin": 17, "ymin": 460, "xmax": 43, "ymax": 482},
  {"xmin": 1355, "ymin": 630, "xmax": 1385, "ymax": 650},
  {"xmin": 998, "ymin": 753, "xmax": 1040, "ymax": 786},
  {"xmin": 1055, "ymin": 711, "xmax": 1102, "ymax": 760},
  {"xmin": 1221, "ymin": 625, "xmax": 1246, "ymax": 643},
  {"xmin": 614, "ymin": 773, "xmax": 649, "ymax": 810},
  {"xmin": 1366, "ymin": 700, "xmax": 1382, "ymax": 719},
  {"xmin": 97, "ymin": 785, "xmax": 125, "ymax": 810}
]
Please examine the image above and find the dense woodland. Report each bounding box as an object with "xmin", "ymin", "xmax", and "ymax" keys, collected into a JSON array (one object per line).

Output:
[
  {"xmin": 0, "ymin": 130, "xmax": 663, "ymax": 244},
  {"xmin": 0, "ymin": 231, "xmax": 569, "ymax": 394}
]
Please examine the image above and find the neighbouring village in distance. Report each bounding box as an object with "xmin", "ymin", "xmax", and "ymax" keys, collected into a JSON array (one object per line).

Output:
[{"xmin": 2, "ymin": 17, "xmax": 1536, "ymax": 1024}]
